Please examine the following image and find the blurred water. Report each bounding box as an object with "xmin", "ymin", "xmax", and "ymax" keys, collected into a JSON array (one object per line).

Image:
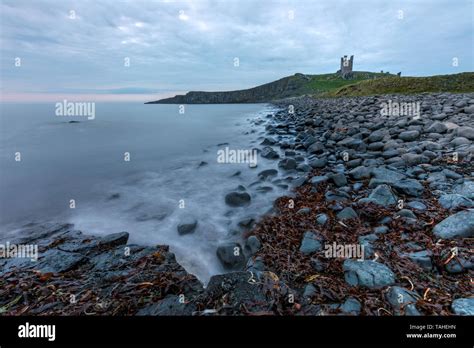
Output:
[{"xmin": 0, "ymin": 102, "xmax": 285, "ymax": 282}]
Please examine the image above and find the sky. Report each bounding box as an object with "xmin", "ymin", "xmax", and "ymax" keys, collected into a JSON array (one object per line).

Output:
[{"xmin": 0, "ymin": 0, "xmax": 473, "ymax": 102}]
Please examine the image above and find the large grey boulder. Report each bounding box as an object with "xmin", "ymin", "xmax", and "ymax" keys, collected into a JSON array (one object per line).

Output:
[
  {"xmin": 433, "ymin": 210, "xmax": 474, "ymax": 239},
  {"xmin": 343, "ymin": 260, "xmax": 395, "ymax": 288}
]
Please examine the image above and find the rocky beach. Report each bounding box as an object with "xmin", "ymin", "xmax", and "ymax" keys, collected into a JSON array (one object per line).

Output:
[{"xmin": 1, "ymin": 92, "xmax": 474, "ymax": 316}]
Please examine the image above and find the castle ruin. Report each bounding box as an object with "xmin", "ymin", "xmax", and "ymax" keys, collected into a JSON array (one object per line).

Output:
[{"xmin": 338, "ymin": 55, "xmax": 354, "ymax": 79}]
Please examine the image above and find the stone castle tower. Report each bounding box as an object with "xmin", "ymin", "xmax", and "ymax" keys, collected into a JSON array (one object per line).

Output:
[{"xmin": 338, "ymin": 55, "xmax": 354, "ymax": 79}]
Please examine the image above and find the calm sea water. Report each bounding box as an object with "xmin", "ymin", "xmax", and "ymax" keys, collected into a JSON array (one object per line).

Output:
[{"xmin": 0, "ymin": 102, "xmax": 285, "ymax": 282}]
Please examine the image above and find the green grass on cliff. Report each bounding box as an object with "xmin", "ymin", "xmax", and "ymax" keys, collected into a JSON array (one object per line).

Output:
[
  {"xmin": 321, "ymin": 72, "xmax": 474, "ymax": 97},
  {"xmin": 300, "ymin": 71, "xmax": 392, "ymax": 93}
]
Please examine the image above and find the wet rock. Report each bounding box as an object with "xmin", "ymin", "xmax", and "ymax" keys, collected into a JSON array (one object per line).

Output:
[
  {"xmin": 349, "ymin": 166, "xmax": 372, "ymax": 180},
  {"xmin": 339, "ymin": 297, "xmax": 362, "ymax": 315},
  {"xmin": 325, "ymin": 190, "xmax": 351, "ymax": 202},
  {"xmin": 456, "ymin": 126, "xmax": 474, "ymax": 140},
  {"xmin": 402, "ymin": 153, "xmax": 430, "ymax": 166},
  {"xmin": 392, "ymin": 179, "xmax": 424, "ymax": 196},
  {"xmin": 399, "ymin": 130, "xmax": 420, "ymax": 142},
  {"xmin": 386, "ymin": 286, "xmax": 421, "ymax": 316},
  {"xmin": 244, "ymin": 235, "xmax": 261, "ymax": 255},
  {"xmin": 308, "ymin": 157, "xmax": 328, "ymax": 168},
  {"xmin": 291, "ymin": 176, "xmax": 307, "ymax": 188},
  {"xmin": 261, "ymin": 137, "xmax": 277, "ymax": 145},
  {"xmin": 225, "ymin": 192, "xmax": 251, "ymax": 207},
  {"xmin": 401, "ymin": 250, "xmax": 433, "ymax": 270},
  {"xmin": 451, "ymin": 298, "xmax": 474, "ymax": 316},
  {"xmin": 303, "ymin": 284, "xmax": 317, "ymax": 299},
  {"xmin": 137, "ymin": 295, "xmax": 195, "ymax": 315},
  {"xmin": 261, "ymin": 147, "xmax": 279, "ymax": 159},
  {"xmin": 445, "ymin": 256, "xmax": 474, "ymax": 274},
  {"xmin": 205, "ymin": 272, "xmax": 268, "ymax": 313},
  {"xmin": 258, "ymin": 169, "xmax": 278, "ymax": 179},
  {"xmin": 407, "ymin": 201, "xmax": 427, "ymax": 211},
  {"xmin": 216, "ymin": 243, "xmax": 246, "ymax": 270},
  {"xmin": 371, "ymin": 167, "xmax": 405, "ymax": 183},
  {"xmin": 337, "ymin": 207, "xmax": 358, "ymax": 220},
  {"xmin": 177, "ymin": 217, "xmax": 198, "ymax": 235},
  {"xmin": 343, "ymin": 260, "xmax": 395, "ymax": 288},
  {"xmin": 297, "ymin": 207, "xmax": 312, "ymax": 215},
  {"xmin": 238, "ymin": 217, "xmax": 255, "ymax": 229},
  {"xmin": 278, "ymin": 158, "xmax": 297, "ymax": 170},
  {"xmin": 299, "ymin": 231, "xmax": 323, "ymax": 255},
  {"xmin": 426, "ymin": 121, "xmax": 447, "ymax": 134},
  {"xmin": 99, "ymin": 232, "xmax": 129, "ymax": 248},
  {"xmin": 368, "ymin": 130, "xmax": 385, "ymax": 142},
  {"xmin": 433, "ymin": 210, "xmax": 474, "ymax": 239},
  {"xmin": 36, "ymin": 249, "xmax": 87, "ymax": 274},
  {"xmin": 316, "ymin": 213, "xmax": 329, "ymax": 225},
  {"xmin": 453, "ymin": 181, "xmax": 474, "ymax": 199},
  {"xmin": 361, "ymin": 184, "xmax": 397, "ymax": 207},
  {"xmin": 438, "ymin": 194, "xmax": 474, "ymax": 210},
  {"xmin": 13, "ymin": 223, "xmax": 73, "ymax": 244},
  {"xmin": 396, "ymin": 209, "xmax": 417, "ymax": 220},
  {"xmin": 329, "ymin": 173, "xmax": 348, "ymax": 187},
  {"xmin": 374, "ymin": 225, "xmax": 389, "ymax": 234},
  {"xmin": 451, "ymin": 137, "xmax": 471, "ymax": 146},
  {"xmin": 310, "ymin": 175, "xmax": 329, "ymax": 188},
  {"xmin": 307, "ymin": 142, "xmax": 325, "ymax": 154}
]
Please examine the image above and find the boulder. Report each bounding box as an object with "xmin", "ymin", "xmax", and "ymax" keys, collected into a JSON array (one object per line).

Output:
[
  {"xmin": 399, "ymin": 130, "xmax": 420, "ymax": 142},
  {"xmin": 337, "ymin": 207, "xmax": 358, "ymax": 220},
  {"xmin": 343, "ymin": 260, "xmax": 395, "ymax": 288},
  {"xmin": 225, "ymin": 192, "xmax": 251, "ymax": 207},
  {"xmin": 386, "ymin": 286, "xmax": 421, "ymax": 315},
  {"xmin": 433, "ymin": 210, "xmax": 474, "ymax": 239},
  {"xmin": 362, "ymin": 184, "xmax": 397, "ymax": 207},
  {"xmin": 438, "ymin": 194, "xmax": 474, "ymax": 210},
  {"xmin": 177, "ymin": 217, "xmax": 198, "ymax": 235},
  {"xmin": 278, "ymin": 158, "xmax": 297, "ymax": 170},
  {"xmin": 216, "ymin": 243, "xmax": 246, "ymax": 270},
  {"xmin": 299, "ymin": 231, "xmax": 323, "ymax": 255},
  {"xmin": 451, "ymin": 298, "xmax": 474, "ymax": 316}
]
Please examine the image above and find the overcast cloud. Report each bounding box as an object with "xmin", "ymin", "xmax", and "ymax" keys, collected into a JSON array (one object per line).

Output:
[{"xmin": 0, "ymin": 0, "xmax": 472, "ymax": 101}]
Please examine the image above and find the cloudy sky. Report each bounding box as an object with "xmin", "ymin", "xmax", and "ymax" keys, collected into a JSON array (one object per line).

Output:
[{"xmin": 1, "ymin": 0, "xmax": 473, "ymax": 102}]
